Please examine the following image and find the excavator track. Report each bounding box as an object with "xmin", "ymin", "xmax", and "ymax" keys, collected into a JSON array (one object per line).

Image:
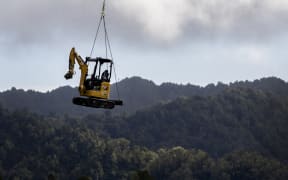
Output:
[{"xmin": 72, "ymin": 97, "xmax": 123, "ymax": 109}]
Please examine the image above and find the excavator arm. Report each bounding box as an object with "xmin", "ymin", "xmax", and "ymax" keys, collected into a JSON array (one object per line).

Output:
[{"xmin": 64, "ymin": 47, "xmax": 88, "ymax": 94}]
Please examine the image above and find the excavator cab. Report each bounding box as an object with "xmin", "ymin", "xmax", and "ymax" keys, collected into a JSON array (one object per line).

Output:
[{"xmin": 84, "ymin": 57, "xmax": 112, "ymax": 94}]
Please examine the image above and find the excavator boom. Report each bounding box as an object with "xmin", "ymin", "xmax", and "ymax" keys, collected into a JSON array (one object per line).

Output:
[{"xmin": 64, "ymin": 47, "xmax": 88, "ymax": 95}]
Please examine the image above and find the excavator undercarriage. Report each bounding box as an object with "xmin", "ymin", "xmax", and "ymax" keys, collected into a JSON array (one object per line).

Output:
[{"xmin": 73, "ymin": 97, "xmax": 123, "ymax": 109}]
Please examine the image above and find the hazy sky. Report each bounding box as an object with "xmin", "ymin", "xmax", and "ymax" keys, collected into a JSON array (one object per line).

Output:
[{"xmin": 0, "ymin": 0, "xmax": 288, "ymax": 91}]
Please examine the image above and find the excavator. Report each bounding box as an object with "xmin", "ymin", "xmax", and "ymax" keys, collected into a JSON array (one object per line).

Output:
[
  {"xmin": 64, "ymin": 47, "xmax": 123, "ymax": 109},
  {"xmin": 64, "ymin": 0, "xmax": 123, "ymax": 109}
]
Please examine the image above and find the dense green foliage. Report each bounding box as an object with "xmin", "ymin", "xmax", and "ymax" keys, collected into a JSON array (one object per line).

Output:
[
  {"xmin": 0, "ymin": 107, "xmax": 287, "ymax": 179},
  {"xmin": 0, "ymin": 107, "xmax": 157, "ymax": 179},
  {"xmin": 148, "ymin": 147, "xmax": 288, "ymax": 180},
  {"xmin": 0, "ymin": 77, "xmax": 288, "ymax": 179},
  {"xmin": 84, "ymin": 87, "xmax": 288, "ymax": 162}
]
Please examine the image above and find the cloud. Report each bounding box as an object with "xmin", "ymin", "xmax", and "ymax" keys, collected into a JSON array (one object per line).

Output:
[
  {"xmin": 111, "ymin": 0, "xmax": 193, "ymax": 42},
  {"xmin": 111, "ymin": 0, "xmax": 288, "ymax": 43},
  {"xmin": 1, "ymin": 0, "xmax": 288, "ymax": 47}
]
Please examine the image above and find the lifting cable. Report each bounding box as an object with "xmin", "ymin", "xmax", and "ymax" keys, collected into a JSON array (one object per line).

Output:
[
  {"xmin": 90, "ymin": 0, "xmax": 106, "ymax": 57},
  {"xmin": 90, "ymin": 0, "xmax": 121, "ymax": 100}
]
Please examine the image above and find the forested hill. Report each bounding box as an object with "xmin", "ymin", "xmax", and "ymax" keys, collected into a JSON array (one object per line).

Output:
[
  {"xmin": 83, "ymin": 86, "xmax": 288, "ymax": 162},
  {"xmin": 1, "ymin": 76, "xmax": 288, "ymax": 179},
  {"xmin": 0, "ymin": 106, "xmax": 288, "ymax": 179},
  {"xmin": 0, "ymin": 76, "xmax": 287, "ymax": 116}
]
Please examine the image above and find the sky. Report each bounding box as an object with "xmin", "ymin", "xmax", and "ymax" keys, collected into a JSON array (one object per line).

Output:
[{"xmin": 0, "ymin": 0, "xmax": 288, "ymax": 92}]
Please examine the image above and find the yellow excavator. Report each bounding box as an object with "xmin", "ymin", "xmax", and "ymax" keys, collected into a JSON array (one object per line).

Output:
[
  {"xmin": 64, "ymin": 47, "xmax": 123, "ymax": 109},
  {"xmin": 64, "ymin": 0, "xmax": 123, "ymax": 109}
]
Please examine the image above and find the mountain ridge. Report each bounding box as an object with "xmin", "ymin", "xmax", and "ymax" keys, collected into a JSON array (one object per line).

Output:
[{"xmin": 0, "ymin": 76, "xmax": 287, "ymax": 116}]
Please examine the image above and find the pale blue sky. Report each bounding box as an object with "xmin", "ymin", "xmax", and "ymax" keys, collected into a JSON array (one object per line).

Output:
[{"xmin": 0, "ymin": 0, "xmax": 287, "ymax": 91}]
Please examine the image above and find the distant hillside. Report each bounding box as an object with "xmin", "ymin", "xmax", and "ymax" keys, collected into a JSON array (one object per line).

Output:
[
  {"xmin": 0, "ymin": 76, "xmax": 287, "ymax": 116},
  {"xmin": 0, "ymin": 86, "xmax": 87, "ymax": 116},
  {"xmin": 86, "ymin": 86, "xmax": 288, "ymax": 162}
]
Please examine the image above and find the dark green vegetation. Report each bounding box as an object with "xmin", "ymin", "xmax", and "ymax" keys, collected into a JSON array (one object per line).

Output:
[
  {"xmin": 102, "ymin": 87, "xmax": 288, "ymax": 160},
  {"xmin": 0, "ymin": 77, "xmax": 288, "ymax": 179},
  {"xmin": 0, "ymin": 108, "xmax": 287, "ymax": 179}
]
